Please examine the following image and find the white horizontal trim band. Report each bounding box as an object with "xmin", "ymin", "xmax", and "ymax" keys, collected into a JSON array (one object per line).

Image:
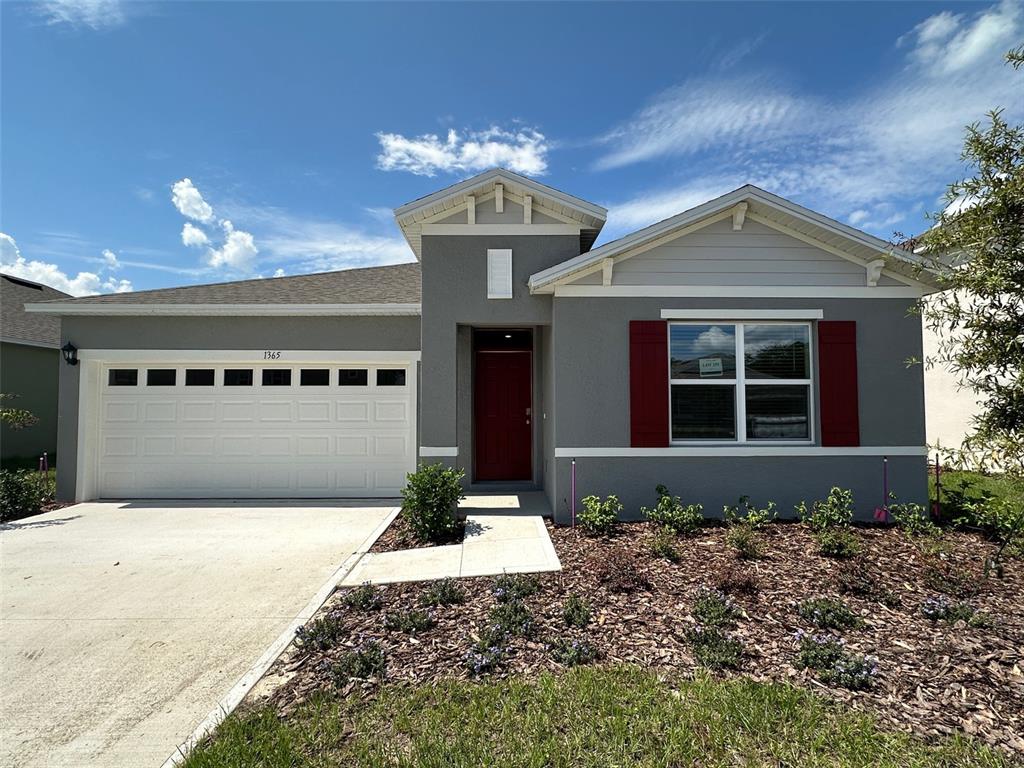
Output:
[
  {"xmin": 24, "ymin": 303, "xmax": 422, "ymax": 317},
  {"xmin": 660, "ymin": 309, "xmax": 824, "ymax": 320},
  {"xmin": 555, "ymin": 446, "xmax": 927, "ymax": 458},
  {"xmin": 78, "ymin": 349, "xmax": 421, "ymax": 363},
  {"xmin": 421, "ymin": 224, "xmax": 581, "ymax": 236},
  {"xmin": 419, "ymin": 447, "xmax": 458, "ymax": 457},
  {"xmin": 553, "ymin": 286, "xmax": 921, "ymax": 299}
]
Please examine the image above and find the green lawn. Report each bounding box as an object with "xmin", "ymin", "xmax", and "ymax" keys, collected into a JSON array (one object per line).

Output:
[
  {"xmin": 183, "ymin": 667, "xmax": 1011, "ymax": 768},
  {"xmin": 930, "ymin": 469, "xmax": 1024, "ymax": 516}
]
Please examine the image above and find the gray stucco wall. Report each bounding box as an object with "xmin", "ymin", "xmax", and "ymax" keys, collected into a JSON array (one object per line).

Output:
[
  {"xmin": 1, "ymin": 342, "xmax": 60, "ymax": 466},
  {"xmin": 419, "ymin": 234, "xmax": 575, "ymax": 454},
  {"xmin": 55, "ymin": 314, "xmax": 421, "ymax": 501},
  {"xmin": 550, "ymin": 296, "xmax": 927, "ymax": 522}
]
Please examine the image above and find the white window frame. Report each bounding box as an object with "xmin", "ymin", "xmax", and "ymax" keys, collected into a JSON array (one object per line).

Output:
[
  {"xmin": 487, "ymin": 248, "xmax": 513, "ymax": 299},
  {"xmin": 668, "ymin": 320, "xmax": 814, "ymax": 445}
]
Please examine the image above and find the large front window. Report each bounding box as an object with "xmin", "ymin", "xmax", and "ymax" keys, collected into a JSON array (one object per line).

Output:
[{"xmin": 670, "ymin": 322, "xmax": 812, "ymax": 442}]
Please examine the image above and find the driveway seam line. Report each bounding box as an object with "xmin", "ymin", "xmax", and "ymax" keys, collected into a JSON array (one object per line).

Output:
[{"xmin": 161, "ymin": 504, "xmax": 401, "ymax": 768}]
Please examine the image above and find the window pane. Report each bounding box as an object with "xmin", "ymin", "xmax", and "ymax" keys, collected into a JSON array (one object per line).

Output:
[
  {"xmin": 224, "ymin": 369, "xmax": 253, "ymax": 386},
  {"xmin": 146, "ymin": 369, "xmax": 176, "ymax": 386},
  {"xmin": 108, "ymin": 369, "xmax": 138, "ymax": 386},
  {"xmin": 744, "ymin": 324, "xmax": 809, "ymax": 379},
  {"xmin": 671, "ymin": 385, "xmax": 736, "ymax": 440},
  {"xmin": 339, "ymin": 369, "xmax": 368, "ymax": 386},
  {"xmin": 670, "ymin": 324, "xmax": 736, "ymax": 379},
  {"xmin": 377, "ymin": 369, "xmax": 406, "ymax": 387},
  {"xmin": 185, "ymin": 369, "xmax": 215, "ymax": 386},
  {"xmin": 745, "ymin": 385, "xmax": 810, "ymax": 439},
  {"xmin": 262, "ymin": 369, "xmax": 292, "ymax": 386},
  {"xmin": 300, "ymin": 369, "xmax": 330, "ymax": 386}
]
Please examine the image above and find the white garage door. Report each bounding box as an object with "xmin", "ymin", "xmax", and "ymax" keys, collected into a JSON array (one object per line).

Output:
[{"xmin": 94, "ymin": 358, "xmax": 415, "ymax": 498}]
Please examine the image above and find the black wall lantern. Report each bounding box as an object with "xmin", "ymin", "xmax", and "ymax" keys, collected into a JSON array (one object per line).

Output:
[{"xmin": 61, "ymin": 342, "xmax": 78, "ymax": 366}]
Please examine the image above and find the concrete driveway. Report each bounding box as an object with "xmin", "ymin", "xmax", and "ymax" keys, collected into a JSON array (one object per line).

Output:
[{"xmin": 0, "ymin": 500, "xmax": 397, "ymax": 768}]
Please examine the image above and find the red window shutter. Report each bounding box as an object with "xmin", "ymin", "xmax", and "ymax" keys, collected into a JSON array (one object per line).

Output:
[
  {"xmin": 818, "ymin": 320, "xmax": 860, "ymax": 447},
  {"xmin": 630, "ymin": 320, "xmax": 669, "ymax": 447}
]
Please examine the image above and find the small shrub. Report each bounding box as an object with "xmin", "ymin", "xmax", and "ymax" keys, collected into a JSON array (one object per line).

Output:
[
  {"xmin": 692, "ymin": 587, "xmax": 741, "ymax": 628},
  {"xmin": 725, "ymin": 523, "xmax": 763, "ymax": 560},
  {"xmin": 834, "ymin": 559, "xmax": 898, "ymax": 606},
  {"xmin": 795, "ymin": 631, "xmax": 847, "ymax": 671},
  {"xmin": 723, "ymin": 495, "xmax": 777, "ymax": 530},
  {"xmin": 922, "ymin": 558, "xmax": 983, "ymax": 598},
  {"xmin": 959, "ymin": 497, "xmax": 1024, "ymax": 575},
  {"xmin": 889, "ymin": 498, "xmax": 941, "ymax": 538},
  {"xmin": 797, "ymin": 487, "xmax": 855, "ymax": 532},
  {"xmin": 797, "ymin": 597, "xmax": 863, "ymax": 629},
  {"xmin": 686, "ymin": 626, "xmax": 743, "ymax": 669},
  {"xmin": 400, "ymin": 462, "xmax": 465, "ymax": 544},
  {"xmin": 549, "ymin": 638, "xmax": 598, "ymax": 667},
  {"xmin": 492, "ymin": 572, "xmax": 540, "ymax": 603},
  {"xmin": 820, "ymin": 654, "xmax": 879, "ymax": 690},
  {"xmin": 816, "ymin": 528, "xmax": 861, "ymax": 559},
  {"xmin": 331, "ymin": 640, "xmax": 386, "ymax": 683},
  {"xmin": 578, "ymin": 494, "xmax": 622, "ymax": 535},
  {"xmin": 342, "ymin": 582, "xmax": 383, "ymax": 612},
  {"xmin": 420, "ymin": 577, "xmax": 466, "ymax": 607},
  {"xmin": 562, "ymin": 594, "xmax": 593, "ymax": 628},
  {"xmin": 592, "ymin": 547, "xmax": 650, "ymax": 593},
  {"xmin": 0, "ymin": 470, "xmax": 55, "ymax": 523},
  {"xmin": 489, "ymin": 600, "xmax": 534, "ymax": 638},
  {"xmin": 384, "ymin": 608, "xmax": 436, "ymax": 634},
  {"xmin": 464, "ymin": 625, "xmax": 509, "ymax": 676},
  {"xmin": 294, "ymin": 613, "xmax": 346, "ymax": 652},
  {"xmin": 920, "ymin": 595, "xmax": 988, "ymax": 626},
  {"xmin": 642, "ymin": 485, "xmax": 703, "ymax": 534},
  {"xmin": 713, "ymin": 563, "xmax": 760, "ymax": 595},
  {"xmin": 648, "ymin": 527, "xmax": 681, "ymax": 562}
]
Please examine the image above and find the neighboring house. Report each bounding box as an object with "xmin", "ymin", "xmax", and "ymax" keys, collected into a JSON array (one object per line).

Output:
[
  {"xmin": 1, "ymin": 273, "xmax": 71, "ymax": 467},
  {"xmin": 27, "ymin": 169, "xmax": 940, "ymax": 521}
]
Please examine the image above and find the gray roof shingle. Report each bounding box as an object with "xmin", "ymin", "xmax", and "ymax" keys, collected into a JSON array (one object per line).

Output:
[
  {"xmin": 32, "ymin": 262, "xmax": 422, "ymax": 306},
  {"xmin": 1, "ymin": 274, "xmax": 71, "ymax": 346}
]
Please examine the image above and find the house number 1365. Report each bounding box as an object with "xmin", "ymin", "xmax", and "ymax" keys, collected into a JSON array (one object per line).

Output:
[{"xmin": 263, "ymin": 350, "xmax": 282, "ymax": 359}]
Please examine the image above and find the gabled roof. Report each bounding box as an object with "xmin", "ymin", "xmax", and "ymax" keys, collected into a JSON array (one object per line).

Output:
[
  {"xmin": 26, "ymin": 262, "xmax": 422, "ymax": 316},
  {"xmin": 394, "ymin": 168, "xmax": 607, "ymax": 258},
  {"xmin": 1, "ymin": 273, "xmax": 71, "ymax": 347},
  {"xmin": 528, "ymin": 185, "xmax": 938, "ymax": 292}
]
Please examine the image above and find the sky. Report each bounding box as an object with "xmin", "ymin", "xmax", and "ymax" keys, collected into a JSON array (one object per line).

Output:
[{"xmin": 1, "ymin": 0, "xmax": 1021, "ymax": 296}]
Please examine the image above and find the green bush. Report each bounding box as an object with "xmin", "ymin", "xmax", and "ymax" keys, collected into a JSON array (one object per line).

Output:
[
  {"xmin": 796, "ymin": 487, "xmax": 854, "ymax": 532},
  {"xmin": 562, "ymin": 594, "xmax": 593, "ymax": 628},
  {"xmin": 492, "ymin": 572, "xmax": 540, "ymax": 603},
  {"xmin": 816, "ymin": 528, "xmax": 861, "ymax": 559},
  {"xmin": 723, "ymin": 495, "xmax": 777, "ymax": 530},
  {"xmin": 549, "ymin": 638, "xmax": 598, "ymax": 667},
  {"xmin": 797, "ymin": 597, "xmax": 863, "ymax": 629},
  {"xmin": 692, "ymin": 587, "xmax": 741, "ymax": 628},
  {"xmin": 642, "ymin": 485, "xmax": 703, "ymax": 534},
  {"xmin": 686, "ymin": 626, "xmax": 743, "ymax": 669},
  {"xmin": 648, "ymin": 526, "xmax": 681, "ymax": 562},
  {"xmin": 331, "ymin": 640, "xmax": 387, "ymax": 683},
  {"xmin": 489, "ymin": 601, "xmax": 534, "ymax": 638},
  {"xmin": 578, "ymin": 494, "xmax": 622, "ymax": 535},
  {"xmin": 420, "ymin": 577, "xmax": 466, "ymax": 607},
  {"xmin": 888, "ymin": 498, "xmax": 941, "ymax": 538},
  {"xmin": 0, "ymin": 470, "xmax": 55, "ymax": 523},
  {"xmin": 725, "ymin": 523, "xmax": 763, "ymax": 560},
  {"xmin": 384, "ymin": 609, "xmax": 436, "ymax": 634},
  {"xmin": 400, "ymin": 463, "xmax": 465, "ymax": 544},
  {"xmin": 294, "ymin": 613, "xmax": 346, "ymax": 652},
  {"xmin": 342, "ymin": 582, "xmax": 383, "ymax": 612}
]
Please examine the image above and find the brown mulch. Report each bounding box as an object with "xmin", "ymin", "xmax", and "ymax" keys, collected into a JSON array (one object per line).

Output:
[
  {"xmin": 255, "ymin": 522, "xmax": 1024, "ymax": 756},
  {"xmin": 367, "ymin": 513, "xmax": 465, "ymax": 553}
]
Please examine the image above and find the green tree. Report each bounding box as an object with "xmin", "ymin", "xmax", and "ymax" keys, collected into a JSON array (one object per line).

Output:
[
  {"xmin": 919, "ymin": 45, "xmax": 1024, "ymax": 474},
  {"xmin": 0, "ymin": 393, "xmax": 38, "ymax": 431}
]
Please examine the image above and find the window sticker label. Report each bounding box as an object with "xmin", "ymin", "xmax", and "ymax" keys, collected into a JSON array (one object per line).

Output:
[{"xmin": 699, "ymin": 357, "xmax": 723, "ymax": 377}]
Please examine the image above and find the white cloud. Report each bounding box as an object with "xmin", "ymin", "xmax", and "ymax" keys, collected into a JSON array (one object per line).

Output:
[
  {"xmin": 0, "ymin": 232, "xmax": 133, "ymax": 296},
  {"xmin": 598, "ymin": 0, "xmax": 1023, "ymax": 238},
  {"xmin": 376, "ymin": 126, "xmax": 548, "ymax": 177},
  {"xmin": 181, "ymin": 222, "xmax": 209, "ymax": 248},
  {"xmin": 273, "ymin": 268, "xmax": 286, "ymax": 278},
  {"xmin": 35, "ymin": 0, "xmax": 125, "ymax": 29},
  {"xmin": 206, "ymin": 220, "xmax": 258, "ymax": 270},
  {"xmin": 102, "ymin": 248, "xmax": 120, "ymax": 269},
  {"xmin": 171, "ymin": 178, "xmax": 215, "ymax": 223}
]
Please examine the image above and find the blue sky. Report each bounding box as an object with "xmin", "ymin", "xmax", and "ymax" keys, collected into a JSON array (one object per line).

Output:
[{"xmin": 1, "ymin": 0, "xmax": 1021, "ymax": 295}]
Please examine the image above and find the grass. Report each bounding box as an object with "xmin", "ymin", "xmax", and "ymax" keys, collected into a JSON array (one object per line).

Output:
[
  {"xmin": 931, "ymin": 470, "xmax": 1024, "ymax": 516},
  {"xmin": 182, "ymin": 666, "xmax": 1011, "ymax": 768}
]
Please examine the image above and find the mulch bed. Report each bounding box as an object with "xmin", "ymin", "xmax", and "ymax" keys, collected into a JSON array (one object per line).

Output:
[
  {"xmin": 254, "ymin": 522, "xmax": 1024, "ymax": 756},
  {"xmin": 367, "ymin": 513, "xmax": 465, "ymax": 553}
]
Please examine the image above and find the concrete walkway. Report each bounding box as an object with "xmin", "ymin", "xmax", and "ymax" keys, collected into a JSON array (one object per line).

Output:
[
  {"xmin": 1, "ymin": 501, "xmax": 398, "ymax": 768},
  {"xmin": 341, "ymin": 493, "xmax": 561, "ymax": 585}
]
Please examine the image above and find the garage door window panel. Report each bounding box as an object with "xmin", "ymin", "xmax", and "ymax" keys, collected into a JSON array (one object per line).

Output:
[
  {"xmin": 262, "ymin": 369, "xmax": 292, "ymax": 387},
  {"xmin": 146, "ymin": 369, "xmax": 177, "ymax": 386},
  {"xmin": 376, "ymin": 369, "xmax": 406, "ymax": 387},
  {"xmin": 224, "ymin": 369, "xmax": 253, "ymax": 387},
  {"xmin": 108, "ymin": 369, "xmax": 138, "ymax": 386},
  {"xmin": 185, "ymin": 369, "xmax": 215, "ymax": 386},
  {"xmin": 300, "ymin": 369, "xmax": 330, "ymax": 386},
  {"xmin": 339, "ymin": 369, "xmax": 368, "ymax": 386}
]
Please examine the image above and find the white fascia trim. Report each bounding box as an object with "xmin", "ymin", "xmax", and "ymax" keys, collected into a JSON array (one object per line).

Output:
[
  {"xmin": 555, "ymin": 446, "xmax": 927, "ymax": 458},
  {"xmin": 77, "ymin": 349, "xmax": 421, "ymax": 363},
  {"xmin": 420, "ymin": 224, "xmax": 581, "ymax": 236},
  {"xmin": 24, "ymin": 303, "xmax": 422, "ymax": 317},
  {"xmin": 554, "ymin": 285, "xmax": 923, "ymax": 299},
  {"xmin": 419, "ymin": 446, "xmax": 458, "ymax": 457},
  {"xmin": 660, "ymin": 309, "xmax": 823, "ymax": 320},
  {"xmin": 0, "ymin": 336, "xmax": 60, "ymax": 349}
]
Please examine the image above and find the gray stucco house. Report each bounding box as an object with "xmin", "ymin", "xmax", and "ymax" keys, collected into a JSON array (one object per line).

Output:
[
  {"xmin": 27, "ymin": 169, "xmax": 938, "ymax": 522},
  {"xmin": 1, "ymin": 274, "xmax": 70, "ymax": 468}
]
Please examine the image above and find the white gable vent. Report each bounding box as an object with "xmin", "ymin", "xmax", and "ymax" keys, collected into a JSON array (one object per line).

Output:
[{"xmin": 487, "ymin": 248, "xmax": 513, "ymax": 299}]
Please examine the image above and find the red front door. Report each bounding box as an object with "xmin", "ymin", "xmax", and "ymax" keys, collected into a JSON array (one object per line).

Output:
[{"xmin": 474, "ymin": 350, "xmax": 532, "ymax": 481}]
